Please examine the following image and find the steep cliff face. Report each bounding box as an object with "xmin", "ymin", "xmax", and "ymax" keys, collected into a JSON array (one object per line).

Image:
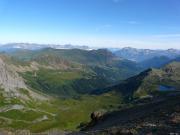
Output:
[
  {"xmin": 0, "ymin": 56, "xmax": 48, "ymax": 101},
  {"xmin": 0, "ymin": 57, "xmax": 27, "ymax": 92}
]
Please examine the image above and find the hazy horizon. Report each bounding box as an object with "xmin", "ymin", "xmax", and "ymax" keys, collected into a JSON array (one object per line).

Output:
[
  {"xmin": 0, "ymin": 0, "xmax": 180, "ymax": 49},
  {"xmin": 0, "ymin": 42, "xmax": 180, "ymax": 50}
]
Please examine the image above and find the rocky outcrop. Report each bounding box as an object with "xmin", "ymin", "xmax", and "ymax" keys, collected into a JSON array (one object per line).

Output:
[
  {"xmin": 0, "ymin": 57, "xmax": 27, "ymax": 92},
  {"xmin": 90, "ymin": 110, "xmax": 106, "ymax": 122},
  {"xmin": 80, "ymin": 110, "xmax": 106, "ymax": 131}
]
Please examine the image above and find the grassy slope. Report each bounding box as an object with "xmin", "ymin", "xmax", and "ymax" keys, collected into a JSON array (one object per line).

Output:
[
  {"xmin": 0, "ymin": 90, "xmax": 122, "ymax": 133},
  {"xmin": 9, "ymin": 48, "xmax": 115, "ymax": 64},
  {"xmin": 92, "ymin": 62, "xmax": 180, "ymax": 99},
  {"xmin": 13, "ymin": 48, "xmax": 141, "ymax": 97},
  {"xmin": 21, "ymin": 68, "xmax": 111, "ymax": 97},
  {"xmin": 134, "ymin": 62, "xmax": 180, "ymax": 97}
]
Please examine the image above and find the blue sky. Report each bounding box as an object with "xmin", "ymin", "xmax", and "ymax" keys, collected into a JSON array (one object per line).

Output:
[{"xmin": 0, "ymin": 0, "xmax": 180, "ymax": 49}]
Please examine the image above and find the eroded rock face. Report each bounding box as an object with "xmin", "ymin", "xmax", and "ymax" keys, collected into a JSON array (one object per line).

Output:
[{"xmin": 0, "ymin": 57, "xmax": 27, "ymax": 92}]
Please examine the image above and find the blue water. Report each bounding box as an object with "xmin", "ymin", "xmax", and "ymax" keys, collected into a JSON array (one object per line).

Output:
[{"xmin": 159, "ymin": 85, "xmax": 175, "ymax": 91}]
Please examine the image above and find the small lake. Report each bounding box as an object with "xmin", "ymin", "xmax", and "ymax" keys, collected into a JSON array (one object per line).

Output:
[{"xmin": 159, "ymin": 85, "xmax": 175, "ymax": 91}]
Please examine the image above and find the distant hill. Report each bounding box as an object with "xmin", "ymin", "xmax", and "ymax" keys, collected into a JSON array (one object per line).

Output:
[
  {"xmin": 139, "ymin": 56, "xmax": 171, "ymax": 69},
  {"xmin": 173, "ymin": 56, "xmax": 180, "ymax": 62},
  {"xmin": 0, "ymin": 43, "xmax": 91, "ymax": 52},
  {"xmin": 114, "ymin": 47, "xmax": 180, "ymax": 62},
  {"xmin": 8, "ymin": 48, "xmax": 116, "ymax": 64}
]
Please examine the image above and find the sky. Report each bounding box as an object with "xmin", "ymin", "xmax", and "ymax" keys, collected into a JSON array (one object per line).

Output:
[{"xmin": 0, "ymin": 0, "xmax": 180, "ymax": 49}]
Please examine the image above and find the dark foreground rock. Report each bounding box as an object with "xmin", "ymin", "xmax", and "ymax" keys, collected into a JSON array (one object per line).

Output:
[{"xmin": 81, "ymin": 94, "xmax": 180, "ymax": 135}]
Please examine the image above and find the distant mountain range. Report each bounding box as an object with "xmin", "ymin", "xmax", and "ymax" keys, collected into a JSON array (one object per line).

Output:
[
  {"xmin": 0, "ymin": 43, "xmax": 91, "ymax": 52},
  {"xmin": 114, "ymin": 47, "xmax": 180, "ymax": 62},
  {"xmin": 1, "ymin": 44, "xmax": 180, "ymax": 63}
]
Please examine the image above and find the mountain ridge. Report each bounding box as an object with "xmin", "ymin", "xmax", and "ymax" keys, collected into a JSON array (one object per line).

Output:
[
  {"xmin": 91, "ymin": 62, "xmax": 180, "ymax": 99},
  {"xmin": 114, "ymin": 47, "xmax": 180, "ymax": 62}
]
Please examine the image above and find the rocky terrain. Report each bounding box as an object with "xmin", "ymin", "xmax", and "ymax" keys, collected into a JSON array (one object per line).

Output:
[
  {"xmin": 82, "ymin": 93, "xmax": 180, "ymax": 135},
  {"xmin": 0, "ymin": 57, "xmax": 26, "ymax": 91}
]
